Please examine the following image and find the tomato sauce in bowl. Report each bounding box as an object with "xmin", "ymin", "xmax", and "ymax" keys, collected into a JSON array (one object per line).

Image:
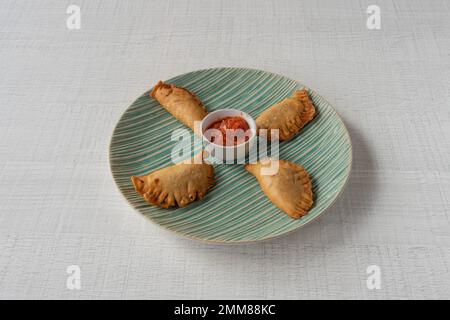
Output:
[
  {"xmin": 200, "ymin": 109, "xmax": 257, "ymax": 162},
  {"xmin": 205, "ymin": 116, "xmax": 251, "ymax": 146}
]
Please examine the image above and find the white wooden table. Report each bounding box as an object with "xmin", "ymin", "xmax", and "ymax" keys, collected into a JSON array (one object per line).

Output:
[{"xmin": 1, "ymin": 0, "xmax": 449, "ymax": 299}]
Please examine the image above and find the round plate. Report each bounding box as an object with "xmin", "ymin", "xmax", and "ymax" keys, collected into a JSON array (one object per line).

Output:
[{"xmin": 109, "ymin": 68, "xmax": 352, "ymax": 243}]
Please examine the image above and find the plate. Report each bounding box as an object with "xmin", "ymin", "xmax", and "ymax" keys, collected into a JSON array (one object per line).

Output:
[{"xmin": 109, "ymin": 68, "xmax": 352, "ymax": 243}]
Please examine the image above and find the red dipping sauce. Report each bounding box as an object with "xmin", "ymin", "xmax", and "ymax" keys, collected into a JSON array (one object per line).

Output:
[{"xmin": 205, "ymin": 116, "xmax": 251, "ymax": 146}]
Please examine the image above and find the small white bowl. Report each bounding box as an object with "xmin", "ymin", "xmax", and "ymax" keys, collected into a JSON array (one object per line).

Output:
[{"xmin": 201, "ymin": 109, "xmax": 257, "ymax": 163}]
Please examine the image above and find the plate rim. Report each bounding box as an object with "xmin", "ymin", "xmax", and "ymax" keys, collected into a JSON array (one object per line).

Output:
[{"xmin": 108, "ymin": 67, "xmax": 353, "ymax": 244}]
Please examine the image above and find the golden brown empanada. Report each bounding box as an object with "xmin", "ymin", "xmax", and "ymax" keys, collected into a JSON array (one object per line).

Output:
[
  {"xmin": 256, "ymin": 89, "xmax": 316, "ymax": 141},
  {"xmin": 131, "ymin": 157, "xmax": 215, "ymax": 209},
  {"xmin": 245, "ymin": 159, "xmax": 313, "ymax": 219},
  {"xmin": 150, "ymin": 81, "xmax": 207, "ymax": 133}
]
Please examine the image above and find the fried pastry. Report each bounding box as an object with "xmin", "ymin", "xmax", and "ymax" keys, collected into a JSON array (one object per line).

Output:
[
  {"xmin": 131, "ymin": 156, "xmax": 215, "ymax": 209},
  {"xmin": 245, "ymin": 159, "xmax": 313, "ymax": 219},
  {"xmin": 256, "ymin": 89, "xmax": 316, "ymax": 141},
  {"xmin": 150, "ymin": 81, "xmax": 207, "ymax": 133}
]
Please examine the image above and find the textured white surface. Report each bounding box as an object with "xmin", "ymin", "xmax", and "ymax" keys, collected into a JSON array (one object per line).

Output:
[{"xmin": 1, "ymin": 0, "xmax": 450, "ymax": 299}]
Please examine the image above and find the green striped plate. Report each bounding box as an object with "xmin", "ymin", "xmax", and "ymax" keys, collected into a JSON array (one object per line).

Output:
[{"xmin": 109, "ymin": 68, "xmax": 352, "ymax": 243}]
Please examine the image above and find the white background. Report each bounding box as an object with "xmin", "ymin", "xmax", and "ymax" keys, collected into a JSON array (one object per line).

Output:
[{"xmin": 1, "ymin": 0, "xmax": 449, "ymax": 299}]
